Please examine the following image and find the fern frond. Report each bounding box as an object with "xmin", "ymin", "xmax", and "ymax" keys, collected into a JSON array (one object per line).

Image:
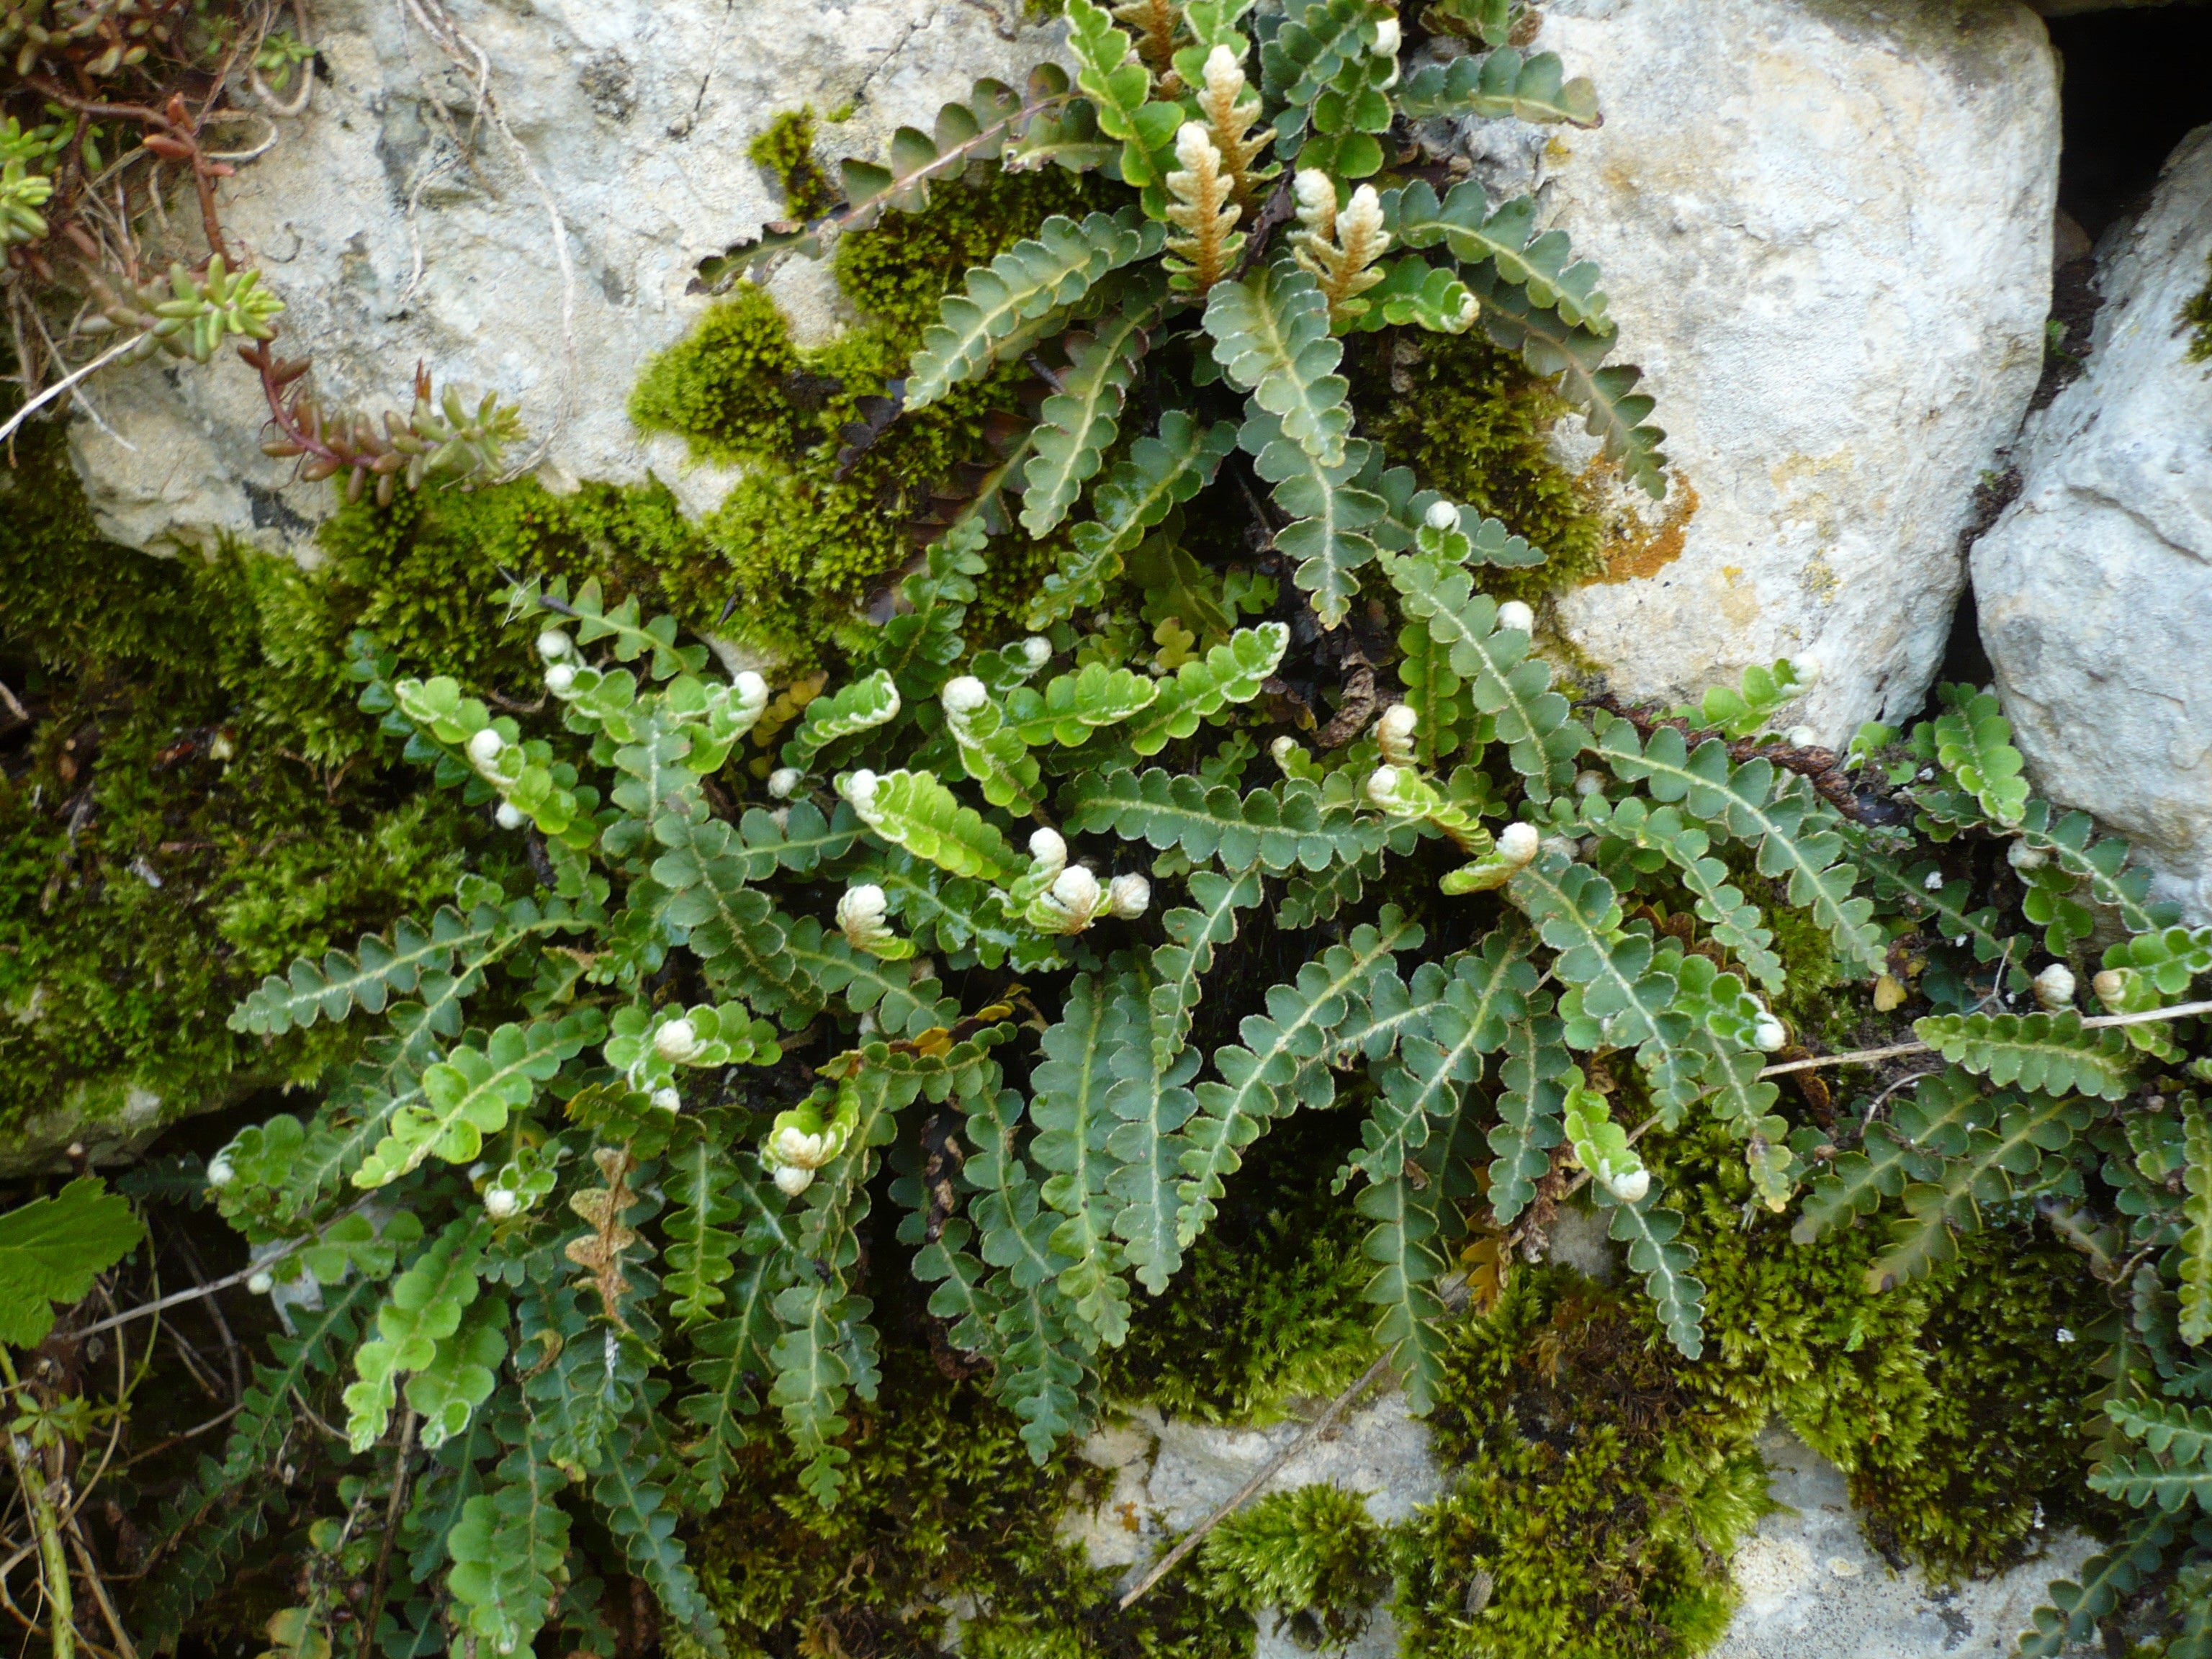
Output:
[
  {"xmin": 1932, "ymin": 688, "xmax": 2030, "ymax": 827},
  {"xmin": 1600, "ymin": 1184, "xmax": 1705, "ymax": 1359},
  {"xmin": 2106, "ymin": 1393, "xmax": 2212, "ymax": 1465},
  {"xmin": 2102, "ymin": 925, "xmax": 2212, "ymax": 1005},
  {"xmin": 1190, "ymin": 35, "xmax": 1275, "ymax": 210},
  {"xmin": 1280, "ymin": 848, "xmax": 1382, "ymax": 929},
  {"xmin": 1384, "ymin": 180, "xmax": 1609, "ymax": 331},
  {"xmin": 1204, "ymin": 261, "xmax": 1354, "ymax": 467},
  {"xmin": 1120, "ymin": 623, "xmax": 1290, "ymax": 754},
  {"xmin": 1357, "ymin": 1131, "xmax": 1452, "ymax": 1411},
  {"xmin": 446, "ymin": 1429, "xmax": 573, "ymax": 1659},
  {"xmin": 1021, "ymin": 291, "xmax": 1158, "ymax": 536},
  {"xmin": 783, "ymin": 670, "xmax": 903, "ymax": 773},
  {"xmin": 678, "ymin": 1253, "xmax": 786, "ymax": 1507},
  {"xmin": 1595, "ymin": 716, "xmax": 1885, "ymax": 971},
  {"xmin": 2087, "ymin": 1457, "xmax": 2212, "ymax": 1514},
  {"xmin": 1066, "ymin": 0, "xmax": 1183, "ymax": 195},
  {"xmin": 1390, "ymin": 552, "xmax": 1573, "ymax": 796},
  {"xmin": 1506, "ymin": 854, "xmax": 1677, "ymax": 1049},
  {"xmin": 594, "ymin": 1421, "xmax": 725, "ymax": 1653},
  {"xmin": 1395, "ymin": 48, "xmax": 1600, "ymax": 127},
  {"xmin": 653, "ymin": 818, "xmax": 827, "ymax": 1025},
  {"xmin": 868, "ymin": 519, "xmax": 987, "ymax": 686},
  {"xmin": 1105, "ymin": 966, "xmax": 1201, "ymax": 1294},
  {"xmin": 1343, "ymin": 256, "xmax": 1480, "ymax": 336},
  {"xmin": 1149, "ymin": 867, "xmax": 1266, "ymax": 1066},
  {"xmin": 729, "ymin": 801, "xmax": 863, "ymax": 880},
  {"xmin": 1469, "ymin": 264, "xmax": 1668, "ymax": 498},
  {"xmin": 1243, "ymin": 406, "xmax": 1385, "ymax": 627},
  {"xmin": 1351, "ymin": 933, "xmax": 1534, "ymax": 1187},
  {"xmin": 1007, "ymin": 661, "xmax": 1161, "ymax": 747},
  {"xmin": 906, "ymin": 208, "xmax": 1163, "ymax": 408},
  {"xmin": 354, "ymin": 1015, "xmax": 597, "ymax": 1188},
  {"xmin": 1594, "ymin": 796, "xmax": 1785, "ymax": 992},
  {"xmin": 941, "ymin": 680, "xmax": 1043, "ymax": 814},
  {"xmin": 1031, "ymin": 972, "xmax": 1133, "ymax": 1349},
  {"xmin": 1488, "ymin": 995, "xmax": 1570, "ymax": 1224},
  {"xmin": 1913, "ymin": 1010, "xmax": 2136, "ymax": 1100},
  {"xmin": 230, "ymin": 904, "xmax": 496, "ymax": 1035},
  {"xmin": 2014, "ymin": 1514, "xmax": 2174, "ymax": 1657},
  {"xmin": 1026, "ymin": 410, "xmax": 1238, "ymax": 629},
  {"xmin": 1790, "ymin": 1071, "xmax": 1982, "ymax": 1244},
  {"xmin": 2177, "ymin": 1104, "xmax": 2212, "ymax": 1345},
  {"xmin": 1866, "ymin": 1094, "xmax": 2093, "ymax": 1292},
  {"xmin": 343, "ymin": 1217, "xmax": 490, "ymax": 1453},
  {"xmin": 844, "ymin": 768, "xmax": 1025, "ymax": 885},
  {"xmin": 1066, "ymin": 768, "xmax": 1385, "ymax": 873},
  {"xmin": 1179, "ymin": 908, "xmax": 1421, "ymax": 1244},
  {"xmin": 959, "ymin": 1086, "xmax": 1093, "ymax": 1459}
]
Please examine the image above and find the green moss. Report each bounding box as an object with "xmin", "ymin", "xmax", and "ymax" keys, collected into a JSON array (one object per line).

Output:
[
  {"xmin": 1655, "ymin": 1120, "xmax": 2112, "ymax": 1585},
  {"xmin": 0, "ymin": 427, "xmax": 709, "ymax": 1152},
  {"xmin": 629, "ymin": 164, "xmax": 1110, "ymax": 667},
  {"xmin": 1348, "ymin": 329, "xmax": 1606, "ymax": 604},
  {"xmin": 2184, "ymin": 251, "xmax": 2212, "ymax": 365},
  {"xmin": 1846, "ymin": 1229, "xmax": 2113, "ymax": 1580},
  {"xmin": 1393, "ymin": 1269, "xmax": 1761, "ymax": 1659},
  {"xmin": 1200, "ymin": 1484, "xmax": 1389, "ymax": 1650},
  {"xmin": 688, "ymin": 1343, "xmax": 1246, "ymax": 1659},
  {"xmin": 1100, "ymin": 1118, "xmax": 1377, "ymax": 1424},
  {"xmin": 747, "ymin": 106, "xmax": 835, "ymax": 222}
]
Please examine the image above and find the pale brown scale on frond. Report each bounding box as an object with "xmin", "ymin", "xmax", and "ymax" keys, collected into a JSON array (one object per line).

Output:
[
  {"xmin": 1164, "ymin": 122, "xmax": 1244, "ymax": 296},
  {"xmin": 1195, "ymin": 43, "xmax": 1277, "ymax": 212}
]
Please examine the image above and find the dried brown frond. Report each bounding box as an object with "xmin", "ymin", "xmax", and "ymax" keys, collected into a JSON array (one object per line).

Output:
[
  {"xmin": 1290, "ymin": 174, "xmax": 1392, "ymax": 325},
  {"xmin": 1164, "ymin": 122, "xmax": 1242, "ymax": 297},
  {"xmin": 1194, "ymin": 43, "xmax": 1276, "ymax": 212},
  {"xmin": 1112, "ymin": 0, "xmax": 1184, "ymax": 94}
]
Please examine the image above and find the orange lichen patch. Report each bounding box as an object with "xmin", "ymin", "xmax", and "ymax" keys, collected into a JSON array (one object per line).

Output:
[{"xmin": 1580, "ymin": 466, "xmax": 1700, "ymax": 585}]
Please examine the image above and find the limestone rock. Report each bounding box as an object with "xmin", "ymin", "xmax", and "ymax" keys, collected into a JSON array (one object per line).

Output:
[
  {"xmin": 1716, "ymin": 1425, "xmax": 2099, "ymax": 1658},
  {"xmin": 1972, "ymin": 125, "xmax": 2212, "ymax": 921},
  {"xmin": 63, "ymin": 0, "xmax": 1060, "ymax": 554},
  {"xmin": 1508, "ymin": 0, "xmax": 2060, "ymax": 742},
  {"xmin": 1069, "ymin": 1407, "xmax": 2102, "ymax": 1659}
]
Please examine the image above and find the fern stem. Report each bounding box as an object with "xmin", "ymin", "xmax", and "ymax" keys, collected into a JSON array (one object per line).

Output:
[{"xmin": 1758, "ymin": 997, "xmax": 2212, "ymax": 1079}]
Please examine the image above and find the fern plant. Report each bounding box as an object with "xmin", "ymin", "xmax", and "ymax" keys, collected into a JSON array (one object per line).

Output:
[{"xmin": 151, "ymin": 3, "xmax": 2212, "ymax": 1653}]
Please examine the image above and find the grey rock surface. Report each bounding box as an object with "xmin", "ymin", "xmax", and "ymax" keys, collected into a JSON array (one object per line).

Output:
[
  {"xmin": 1717, "ymin": 1426, "xmax": 2098, "ymax": 1658},
  {"xmin": 1972, "ymin": 125, "xmax": 2212, "ymax": 922},
  {"xmin": 1067, "ymin": 1407, "xmax": 2102, "ymax": 1659},
  {"xmin": 66, "ymin": 0, "xmax": 1058, "ymax": 554},
  {"xmin": 1518, "ymin": 0, "xmax": 2060, "ymax": 743}
]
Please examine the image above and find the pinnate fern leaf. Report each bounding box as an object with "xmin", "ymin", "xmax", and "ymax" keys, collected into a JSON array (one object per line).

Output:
[
  {"xmin": 2015, "ymin": 1514, "xmax": 2173, "ymax": 1657},
  {"xmin": 1396, "ymin": 48, "xmax": 1600, "ymax": 127},
  {"xmin": 1104, "ymin": 967, "xmax": 1200, "ymax": 1295},
  {"xmin": 1067, "ymin": 768, "xmax": 1385, "ymax": 873},
  {"xmin": 1596, "ymin": 716, "xmax": 1885, "ymax": 971},
  {"xmin": 1148, "ymin": 867, "xmax": 1266, "ymax": 1067},
  {"xmin": 1468, "ymin": 264, "xmax": 1666, "ymax": 497},
  {"xmin": 1179, "ymin": 909, "xmax": 1421, "ymax": 1245},
  {"xmin": 1243, "ymin": 405, "xmax": 1384, "ymax": 627},
  {"xmin": 1913, "ymin": 1010, "xmax": 2136, "ymax": 1100},
  {"xmin": 906, "ymin": 208, "xmax": 1162, "ymax": 408},
  {"xmin": 1121, "ymin": 623, "xmax": 1289, "ymax": 755},
  {"xmin": 1599, "ymin": 1183, "xmax": 1706, "ymax": 1359},
  {"xmin": 354, "ymin": 1015, "xmax": 596, "ymax": 1188},
  {"xmin": 783, "ymin": 670, "xmax": 902, "ymax": 772},
  {"xmin": 845, "ymin": 768, "xmax": 1025, "ymax": 886},
  {"xmin": 1384, "ymin": 180, "xmax": 1608, "ymax": 331},
  {"xmin": 1204, "ymin": 261, "xmax": 1354, "ymax": 467},
  {"xmin": 1027, "ymin": 410, "xmax": 1237, "ymax": 628},
  {"xmin": 1031, "ymin": 972, "xmax": 1133, "ymax": 1349},
  {"xmin": 1390, "ymin": 552, "xmax": 1573, "ymax": 796},
  {"xmin": 2180, "ymin": 1102, "xmax": 2212, "ymax": 1344},
  {"xmin": 1021, "ymin": 293, "xmax": 1156, "ymax": 538},
  {"xmin": 343, "ymin": 1217, "xmax": 489, "ymax": 1453},
  {"xmin": 231, "ymin": 904, "xmax": 495, "ymax": 1034}
]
